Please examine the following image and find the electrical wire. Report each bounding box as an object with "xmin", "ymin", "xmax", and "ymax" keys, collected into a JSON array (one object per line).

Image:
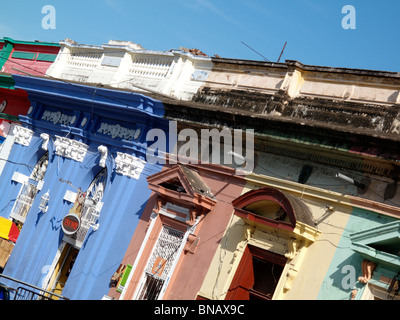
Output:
[
  {"xmin": 0, "ymin": 157, "xmax": 34, "ymax": 170},
  {"xmin": 1, "ymin": 51, "xmax": 399, "ymax": 205},
  {"xmin": 3, "ymin": 48, "xmax": 400, "ymax": 298},
  {"xmin": 2, "ymin": 54, "xmax": 399, "ymax": 190}
]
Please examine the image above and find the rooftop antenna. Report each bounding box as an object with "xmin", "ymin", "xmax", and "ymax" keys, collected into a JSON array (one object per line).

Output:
[
  {"xmin": 240, "ymin": 41, "xmax": 270, "ymax": 62},
  {"xmin": 277, "ymin": 41, "xmax": 287, "ymax": 63}
]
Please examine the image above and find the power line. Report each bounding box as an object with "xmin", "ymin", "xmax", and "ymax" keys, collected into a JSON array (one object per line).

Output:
[
  {"xmin": 1, "ymin": 55, "xmax": 399, "ymax": 205},
  {"xmin": 240, "ymin": 41, "xmax": 270, "ymax": 62}
]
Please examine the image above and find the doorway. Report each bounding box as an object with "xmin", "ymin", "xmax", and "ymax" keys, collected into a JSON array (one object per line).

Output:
[
  {"xmin": 47, "ymin": 243, "xmax": 79, "ymax": 299},
  {"xmin": 226, "ymin": 245, "xmax": 287, "ymax": 300}
]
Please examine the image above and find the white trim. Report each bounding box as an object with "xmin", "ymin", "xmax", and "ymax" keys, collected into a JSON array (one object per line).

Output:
[
  {"xmin": 133, "ymin": 225, "xmax": 187, "ymax": 300},
  {"xmin": 158, "ymin": 227, "xmax": 191, "ymax": 300},
  {"xmin": 11, "ymin": 171, "xmax": 29, "ymax": 184},
  {"xmin": 13, "ymin": 126, "xmax": 33, "ymax": 146},
  {"xmin": 64, "ymin": 190, "xmax": 77, "ymax": 203},
  {"xmin": 159, "ymin": 202, "xmax": 190, "ymax": 223},
  {"xmin": 120, "ymin": 209, "xmax": 158, "ymax": 300},
  {"xmin": 0, "ymin": 123, "xmax": 16, "ymax": 176},
  {"xmin": 115, "ymin": 152, "xmax": 146, "ymax": 180},
  {"xmin": 54, "ymin": 135, "xmax": 88, "ymax": 162},
  {"xmin": 361, "ymin": 283, "xmax": 400, "ymax": 300},
  {"xmin": 41, "ymin": 242, "xmax": 67, "ymax": 291}
]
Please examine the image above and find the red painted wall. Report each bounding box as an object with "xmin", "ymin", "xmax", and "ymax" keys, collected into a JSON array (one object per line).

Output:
[
  {"xmin": 1, "ymin": 43, "xmax": 59, "ymax": 76},
  {"xmin": 0, "ymin": 87, "xmax": 30, "ymax": 118}
]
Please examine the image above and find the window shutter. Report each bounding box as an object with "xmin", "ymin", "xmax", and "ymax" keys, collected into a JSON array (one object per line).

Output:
[
  {"xmin": 117, "ymin": 264, "xmax": 132, "ymax": 293},
  {"xmin": 251, "ymin": 257, "xmax": 284, "ymax": 300}
]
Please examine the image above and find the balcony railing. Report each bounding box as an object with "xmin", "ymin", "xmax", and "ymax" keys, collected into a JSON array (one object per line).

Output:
[{"xmin": 0, "ymin": 274, "xmax": 68, "ymax": 300}]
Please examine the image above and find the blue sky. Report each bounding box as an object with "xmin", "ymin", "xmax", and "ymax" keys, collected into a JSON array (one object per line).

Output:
[{"xmin": 0, "ymin": 0, "xmax": 399, "ymax": 72}]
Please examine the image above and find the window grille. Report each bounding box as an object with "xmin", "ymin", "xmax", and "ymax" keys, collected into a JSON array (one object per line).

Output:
[
  {"xmin": 137, "ymin": 226, "xmax": 184, "ymax": 300},
  {"xmin": 10, "ymin": 153, "xmax": 48, "ymax": 224},
  {"xmin": 65, "ymin": 168, "xmax": 107, "ymax": 248}
]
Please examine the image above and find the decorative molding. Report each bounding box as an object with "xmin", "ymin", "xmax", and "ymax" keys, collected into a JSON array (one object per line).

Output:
[
  {"xmin": 115, "ymin": 152, "xmax": 146, "ymax": 179},
  {"xmin": 40, "ymin": 133, "xmax": 50, "ymax": 151},
  {"xmin": 11, "ymin": 171, "xmax": 29, "ymax": 184},
  {"xmin": 97, "ymin": 122, "xmax": 139, "ymax": 140},
  {"xmin": 41, "ymin": 110, "xmax": 76, "ymax": 126},
  {"xmin": 53, "ymin": 135, "xmax": 88, "ymax": 162},
  {"xmin": 63, "ymin": 190, "xmax": 77, "ymax": 203},
  {"xmin": 13, "ymin": 126, "xmax": 33, "ymax": 146},
  {"xmin": 184, "ymin": 234, "xmax": 200, "ymax": 254},
  {"xmin": 285, "ymin": 238, "xmax": 303, "ymax": 260},
  {"xmin": 98, "ymin": 145, "xmax": 108, "ymax": 168},
  {"xmin": 0, "ymin": 99, "xmax": 7, "ymax": 113},
  {"xmin": 283, "ymin": 268, "xmax": 298, "ymax": 292},
  {"xmin": 243, "ymin": 224, "xmax": 256, "ymax": 241},
  {"xmin": 358, "ymin": 259, "xmax": 377, "ymax": 284}
]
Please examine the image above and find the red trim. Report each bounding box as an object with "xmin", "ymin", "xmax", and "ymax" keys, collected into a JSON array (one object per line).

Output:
[
  {"xmin": 248, "ymin": 245, "xmax": 287, "ymax": 266},
  {"xmin": 159, "ymin": 214, "xmax": 188, "ymax": 233},
  {"xmin": 147, "ymin": 165, "xmax": 216, "ymax": 212},
  {"xmin": 226, "ymin": 245, "xmax": 287, "ymax": 300},
  {"xmin": 225, "ymin": 246, "xmax": 254, "ymax": 300},
  {"xmin": 232, "ymin": 187, "xmax": 296, "ymax": 230}
]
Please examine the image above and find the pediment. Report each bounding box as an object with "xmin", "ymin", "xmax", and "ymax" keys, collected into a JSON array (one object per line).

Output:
[
  {"xmin": 350, "ymin": 221, "xmax": 400, "ymax": 268},
  {"xmin": 147, "ymin": 165, "xmax": 216, "ymax": 211}
]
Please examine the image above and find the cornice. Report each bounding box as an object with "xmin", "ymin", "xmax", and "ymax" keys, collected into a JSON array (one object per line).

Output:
[{"xmin": 244, "ymin": 172, "xmax": 400, "ymax": 220}]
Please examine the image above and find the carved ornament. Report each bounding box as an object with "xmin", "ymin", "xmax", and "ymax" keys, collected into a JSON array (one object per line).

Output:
[
  {"xmin": 54, "ymin": 135, "xmax": 89, "ymax": 162},
  {"xmin": 285, "ymin": 238, "xmax": 303, "ymax": 260},
  {"xmin": 13, "ymin": 126, "xmax": 33, "ymax": 146},
  {"xmin": 98, "ymin": 145, "xmax": 108, "ymax": 167},
  {"xmin": 358, "ymin": 259, "xmax": 377, "ymax": 284},
  {"xmin": 115, "ymin": 152, "xmax": 146, "ymax": 179}
]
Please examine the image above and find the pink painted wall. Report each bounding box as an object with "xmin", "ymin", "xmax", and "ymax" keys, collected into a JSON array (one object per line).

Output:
[
  {"xmin": 163, "ymin": 167, "xmax": 246, "ymax": 300},
  {"xmin": 1, "ymin": 43, "xmax": 59, "ymax": 76},
  {"xmin": 108, "ymin": 164, "xmax": 246, "ymax": 300}
]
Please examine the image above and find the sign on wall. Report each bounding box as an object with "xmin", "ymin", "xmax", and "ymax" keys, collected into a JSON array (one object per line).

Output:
[
  {"xmin": 151, "ymin": 257, "xmax": 167, "ymax": 277},
  {"xmin": 62, "ymin": 213, "xmax": 81, "ymax": 236},
  {"xmin": 61, "ymin": 188, "xmax": 85, "ymax": 236}
]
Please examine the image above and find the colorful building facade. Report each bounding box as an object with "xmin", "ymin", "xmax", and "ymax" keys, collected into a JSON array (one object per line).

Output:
[
  {"xmin": 0, "ymin": 38, "xmax": 60, "ymax": 176},
  {"xmin": 105, "ymin": 162, "xmax": 399, "ymax": 301},
  {"xmin": 0, "ymin": 74, "xmax": 170, "ymax": 300},
  {"xmin": 197, "ymin": 173, "xmax": 400, "ymax": 300},
  {"xmin": 0, "ymin": 37, "xmax": 59, "ymax": 76},
  {"xmin": 0, "ymin": 36, "xmax": 399, "ymax": 301},
  {"xmin": 106, "ymin": 163, "xmax": 246, "ymax": 300}
]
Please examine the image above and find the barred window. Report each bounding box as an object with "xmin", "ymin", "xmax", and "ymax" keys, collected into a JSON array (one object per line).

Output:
[
  {"xmin": 137, "ymin": 226, "xmax": 184, "ymax": 300},
  {"xmin": 10, "ymin": 152, "xmax": 49, "ymax": 224}
]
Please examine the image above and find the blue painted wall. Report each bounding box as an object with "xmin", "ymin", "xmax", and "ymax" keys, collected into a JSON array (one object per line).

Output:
[{"xmin": 0, "ymin": 75, "xmax": 169, "ymax": 299}]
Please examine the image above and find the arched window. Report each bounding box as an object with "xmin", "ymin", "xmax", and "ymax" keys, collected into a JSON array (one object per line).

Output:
[
  {"xmin": 225, "ymin": 186, "xmax": 320, "ymax": 300},
  {"xmin": 10, "ymin": 152, "xmax": 49, "ymax": 225},
  {"xmin": 232, "ymin": 186, "xmax": 316, "ymax": 231}
]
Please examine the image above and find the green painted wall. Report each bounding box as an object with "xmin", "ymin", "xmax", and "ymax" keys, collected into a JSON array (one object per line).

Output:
[
  {"xmin": 316, "ymin": 207, "xmax": 396, "ymax": 300},
  {"xmin": 0, "ymin": 41, "xmax": 13, "ymax": 70}
]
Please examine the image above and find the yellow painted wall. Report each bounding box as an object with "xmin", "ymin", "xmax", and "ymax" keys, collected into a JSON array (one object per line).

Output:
[{"xmin": 197, "ymin": 177, "xmax": 356, "ymax": 300}]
